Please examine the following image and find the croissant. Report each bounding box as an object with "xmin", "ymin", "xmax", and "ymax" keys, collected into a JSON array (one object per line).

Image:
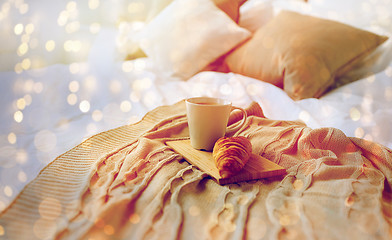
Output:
[{"xmin": 212, "ymin": 136, "xmax": 252, "ymax": 178}]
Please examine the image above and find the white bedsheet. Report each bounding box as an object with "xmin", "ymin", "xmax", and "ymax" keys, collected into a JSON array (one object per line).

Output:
[{"xmin": 1, "ymin": 0, "xmax": 392, "ymax": 214}]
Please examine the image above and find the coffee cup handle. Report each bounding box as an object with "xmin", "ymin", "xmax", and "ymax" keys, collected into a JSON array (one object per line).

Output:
[{"xmin": 226, "ymin": 106, "xmax": 247, "ymax": 136}]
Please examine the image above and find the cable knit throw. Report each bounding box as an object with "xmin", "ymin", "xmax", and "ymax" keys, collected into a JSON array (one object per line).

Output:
[{"xmin": 1, "ymin": 101, "xmax": 391, "ymax": 240}]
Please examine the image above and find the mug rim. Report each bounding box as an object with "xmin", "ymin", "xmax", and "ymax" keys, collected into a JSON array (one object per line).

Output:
[{"xmin": 186, "ymin": 97, "xmax": 231, "ymax": 106}]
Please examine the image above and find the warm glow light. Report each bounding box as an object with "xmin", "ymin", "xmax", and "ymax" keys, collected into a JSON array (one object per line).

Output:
[
  {"xmin": 350, "ymin": 107, "xmax": 361, "ymax": 121},
  {"xmin": 143, "ymin": 91, "xmax": 157, "ymax": 107},
  {"xmin": 18, "ymin": 171, "xmax": 27, "ymax": 183},
  {"xmin": 14, "ymin": 23, "xmax": 24, "ymax": 35},
  {"xmin": 34, "ymin": 82, "xmax": 43, "ymax": 93},
  {"xmin": 1, "ymin": 3, "xmax": 11, "ymax": 17},
  {"xmin": 133, "ymin": 59, "xmax": 147, "ymax": 71},
  {"xmin": 66, "ymin": 1, "xmax": 77, "ymax": 11},
  {"xmin": 24, "ymin": 94, "xmax": 32, "ymax": 105},
  {"xmin": 19, "ymin": 3, "xmax": 29, "ymax": 14},
  {"xmin": 66, "ymin": 21, "xmax": 80, "ymax": 33},
  {"xmin": 0, "ymin": 224, "xmax": 4, "ymax": 236},
  {"xmin": 17, "ymin": 43, "xmax": 29, "ymax": 56},
  {"xmin": 366, "ymin": 74, "xmax": 376, "ymax": 83},
  {"xmin": 21, "ymin": 33, "xmax": 30, "ymax": 43},
  {"xmin": 189, "ymin": 205, "xmax": 200, "ymax": 216},
  {"xmin": 128, "ymin": 2, "xmax": 144, "ymax": 14},
  {"xmin": 92, "ymin": 110, "xmax": 103, "ymax": 122},
  {"xmin": 67, "ymin": 93, "xmax": 77, "ymax": 105},
  {"xmin": 33, "ymin": 218, "xmax": 55, "ymax": 239},
  {"xmin": 58, "ymin": 11, "xmax": 69, "ymax": 26},
  {"xmin": 79, "ymin": 100, "xmax": 91, "ymax": 113},
  {"xmin": 84, "ymin": 76, "xmax": 97, "ymax": 91},
  {"xmin": 14, "ymin": 111, "xmax": 23, "ymax": 123},
  {"xmin": 120, "ymin": 101, "xmax": 132, "ymax": 112},
  {"xmin": 69, "ymin": 81, "xmax": 79, "ymax": 93},
  {"xmin": 219, "ymin": 83, "xmax": 232, "ymax": 95},
  {"xmin": 104, "ymin": 225, "xmax": 115, "ymax": 235},
  {"xmin": 25, "ymin": 23, "xmax": 34, "ymax": 34},
  {"xmin": 129, "ymin": 213, "xmax": 140, "ymax": 224},
  {"xmin": 24, "ymin": 79, "xmax": 34, "ymax": 92},
  {"xmin": 16, "ymin": 98, "xmax": 26, "ymax": 110},
  {"xmin": 7, "ymin": 132, "xmax": 16, "ymax": 144},
  {"xmin": 355, "ymin": 127, "xmax": 365, "ymax": 138},
  {"xmin": 110, "ymin": 80, "xmax": 122, "ymax": 93},
  {"xmin": 246, "ymin": 83, "xmax": 260, "ymax": 96},
  {"xmin": 299, "ymin": 110, "xmax": 310, "ymax": 122},
  {"xmin": 132, "ymin": 79, "xmax": 143, "ymax": 91},
  {"xmin": 89, "ymin": 0, "xmax": 100, "ymax": 9},
  {"xmin": 45, "ymin": 40, "xmax": 56, "ymax": 52},
  {"xmin": 16, "ymin": 149, "xmax": 28, "ymax": 164},
  {"xmin": 122, "ymin": 61, "xmax": 133, "ymax": 72},
  {"xmin": 39, "ymin": 197, "xmax": 62, "ymax": 220},
  {"xmin": 293, "ymin": 179, "xmax": 304, "ymax": 190},
  {"xmin": 64, "ymin": 40, "xmax": 82, "ymax": 52},
  {"xmin": 4, "ymin": 186, "xmax": 13, "ymax": 197},
  {"xmin": 14, "ymin": 63, "xmax": 23, "ymax": 74},
  {"xmin": 69, "ymin": 63, "xmax": 80, "ymax": 74},
  {"xmin": 21, "ymin": 58, "xmax": 31, "ymax": 70},
  {"xmin": 130, "ymin": 91, "xmax": 140, "ymax": 102}
]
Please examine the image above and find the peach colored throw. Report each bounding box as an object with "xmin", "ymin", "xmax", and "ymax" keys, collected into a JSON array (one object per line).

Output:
[{"xmin": 1, "ymin": 101, "xmax": 391, "ymax": 239}]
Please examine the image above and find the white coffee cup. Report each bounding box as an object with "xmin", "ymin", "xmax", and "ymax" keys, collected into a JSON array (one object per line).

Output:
[{"xmin": 186, "ymin": 97, "xmax": 248, "ymax": 151}]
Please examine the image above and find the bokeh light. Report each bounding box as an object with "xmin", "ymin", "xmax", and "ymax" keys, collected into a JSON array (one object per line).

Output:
[
  {"xmin": 45, "ymin": 40, "xmax": 56, "ymax": 52},
  {"xmin": 0, "ymin": 2, "xmax": 391, "ymax": 238},
  {"xmin": 350, "ymin": 107, "xmax": 361, "ymax": 121},
  {"xmin": 92, "ymin": 110, "xmax": 103, "ymax": 122},
  {"xmin": 3, "ymin": 186, "xmax": 13, "ymax": 197},
  {"xmin": 14, "ymin": 111, "xmax": 23, "ymax": 123},
  {"xmin": 79, "ymin": 100, "xmax": 91, "ymax": 113},
  {"xmin": 129, "ymin": 213, "xmax": 140, "ymax": 224},
  {"xmin": 68, "ymin": 81, "xmax": 79, "ymax": 93},
  {"xmin": 120, "ymin": 101, "xmax": 132, "ymax": 112},
  {"xmin": 7, "ymin": 133, "xmax": 16, "ymax": 144},
  {"xmin": 14, "ymin": 23, "xmax": 24, "ymax": 35},
  {"xmin": 67, "ymin": 93, "xmax": 78, "ymax": 105},
  {"xmin": 39, "ymin": 197, "xmax": 62, "ymax": 220},
  {"xmin": 188, "ymin": 205, "xmax": 200, "ymax": 216}
]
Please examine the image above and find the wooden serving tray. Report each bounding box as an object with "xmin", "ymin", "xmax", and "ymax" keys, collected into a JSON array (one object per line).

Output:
[{"xmin": 167, "ymin": 140, "xmax": 286, "ymax": 185}]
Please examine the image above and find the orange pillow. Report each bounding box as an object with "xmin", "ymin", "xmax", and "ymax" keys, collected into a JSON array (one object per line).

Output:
[
  {"xmin": 225, "ymin": 11, "xmax": 388, "ymax": 100},
  {"xmin": 211, "ymin": 0, "xmax": 247, "ymax": 23}
]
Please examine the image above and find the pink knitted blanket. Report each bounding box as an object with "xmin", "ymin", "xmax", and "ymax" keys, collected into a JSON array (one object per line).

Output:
[{"xmin": 1, "ymin": 101, "xmax": 391, "ymax": 239}]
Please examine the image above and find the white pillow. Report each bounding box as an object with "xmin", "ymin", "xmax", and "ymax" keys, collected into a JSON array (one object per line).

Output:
[{"xmin": 136, "ymin": 0, "xmax": 251, "ymax": 79}]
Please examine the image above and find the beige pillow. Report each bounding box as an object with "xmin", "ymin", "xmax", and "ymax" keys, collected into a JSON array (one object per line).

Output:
[{"xmin": 225, "ymin": 11, "xmax": 388, "ymax": 100}]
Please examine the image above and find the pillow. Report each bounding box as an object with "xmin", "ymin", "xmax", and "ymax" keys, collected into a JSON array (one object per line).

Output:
[
  {"xmin": 238, "ymin": 0, "xmax": 274, "ymax": 33},
  {"xmin": 136, "ymin": 0, "xmax": 251, "ymax": 79},
  {"xmin": 225, "ymin": 10, "xmax": 388, "ymax": 100},
  {"xmin": 211, "ymin": 0, "xmax": 247, "ymax": 23}
]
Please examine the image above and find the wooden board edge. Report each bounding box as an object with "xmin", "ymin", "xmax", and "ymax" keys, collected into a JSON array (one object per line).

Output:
[{"xmin": 219, "ymin": 168, "xmax": 287, "ymax": 185}]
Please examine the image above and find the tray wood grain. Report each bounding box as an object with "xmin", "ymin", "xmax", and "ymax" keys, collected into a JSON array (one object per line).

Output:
[{"xmin": 167, "ymin": 140, "xmax": 286, "ymax": 184}]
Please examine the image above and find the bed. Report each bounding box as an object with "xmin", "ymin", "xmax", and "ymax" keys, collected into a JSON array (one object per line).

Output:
[{"xmin": 1, "ymin": 0, "xmax": 392, "ymax": 239}]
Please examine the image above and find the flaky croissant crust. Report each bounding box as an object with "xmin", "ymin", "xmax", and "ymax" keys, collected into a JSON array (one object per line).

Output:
[{"xmin": 212, "ymin": 136, "xmax": 252, "ymax": 178}]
